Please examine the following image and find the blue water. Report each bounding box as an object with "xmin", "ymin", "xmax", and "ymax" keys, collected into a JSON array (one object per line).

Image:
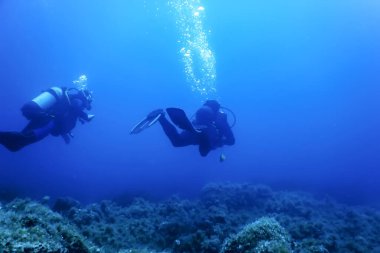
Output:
[{"xmin": 0, "ymin": 0, "xmax": 379, "ymax": 206}]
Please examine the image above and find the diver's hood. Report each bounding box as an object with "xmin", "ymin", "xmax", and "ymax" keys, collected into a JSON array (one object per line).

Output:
[
  {"xmin": 203, "ymin": 100, "xmax": 221, "ymax": 113},
  {"xmin": 195, "ymin": 106, "xmax": 215, "ymax": 125},
  {"xmin": 67, "ymin": 88, "xmax": 93, "ymax": 110}
]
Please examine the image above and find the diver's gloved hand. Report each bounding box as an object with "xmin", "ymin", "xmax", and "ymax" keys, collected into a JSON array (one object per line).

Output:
[{"xmin": 61, "ymin": 132, "xmax": 74, "ymax": 144}]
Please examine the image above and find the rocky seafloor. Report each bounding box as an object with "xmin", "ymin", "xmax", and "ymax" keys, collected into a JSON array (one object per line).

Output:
[{"xmin": 0, "ymin": 183, "xmax": 379, "ymax": 253}]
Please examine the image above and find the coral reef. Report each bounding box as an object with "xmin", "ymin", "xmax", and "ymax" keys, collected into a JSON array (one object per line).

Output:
[
  {"xmin": 220, "ymin": 217, "xmax": 291, "ymax": 253},
  {"xmin": 0, "ymin": 183, "xmax": 379, "ymax": 253},
  {"xmin": 0, "ymin": 199, "xmax": 94, "ymax": 253}
]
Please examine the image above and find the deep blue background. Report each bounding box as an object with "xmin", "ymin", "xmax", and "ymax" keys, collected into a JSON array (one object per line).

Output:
[{"xmin": 1, "ymin": 0, "xmax": 379, "ymax": 206}]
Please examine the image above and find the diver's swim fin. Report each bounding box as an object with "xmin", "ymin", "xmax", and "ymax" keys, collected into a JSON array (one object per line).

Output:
[
  {"xmin": 166, "ymin": 108, "xmax": 199, "ymax": 133},
  {"xmin": 130, "ymin": 109, "xmax": 163, "ymax": 134},
  {"xmin": 0, "ymin": 131, "xmax": 35, "ymax": 152}
]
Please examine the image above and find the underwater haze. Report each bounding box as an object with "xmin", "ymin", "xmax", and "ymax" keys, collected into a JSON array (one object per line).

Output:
[{"xmin": 0, "ymin": 0, "xmax": 380, "ymax": 207}]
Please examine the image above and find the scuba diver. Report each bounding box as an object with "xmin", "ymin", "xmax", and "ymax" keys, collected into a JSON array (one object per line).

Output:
[
  {"xmin": 130, "ymin": 100, "xmax": 235, "ymax": 157},
  {"xmin": 0, "ymin": 83, "xmax": 94, "ymax": 152}
]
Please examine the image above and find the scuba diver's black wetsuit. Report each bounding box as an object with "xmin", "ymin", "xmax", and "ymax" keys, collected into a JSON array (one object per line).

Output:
[
  {"xmin": 157, "ymin": 100, "xmax": 235, "ymax": 156},
  {"xmin": 0, "ymin": 87, "xmax": 93, "ymax": 152}
]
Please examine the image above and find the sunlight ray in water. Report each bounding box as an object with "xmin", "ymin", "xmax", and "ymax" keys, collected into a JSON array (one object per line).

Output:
[{"xmin": 168, "ymin": 0, "xmax": 217, "ymax": 98}]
